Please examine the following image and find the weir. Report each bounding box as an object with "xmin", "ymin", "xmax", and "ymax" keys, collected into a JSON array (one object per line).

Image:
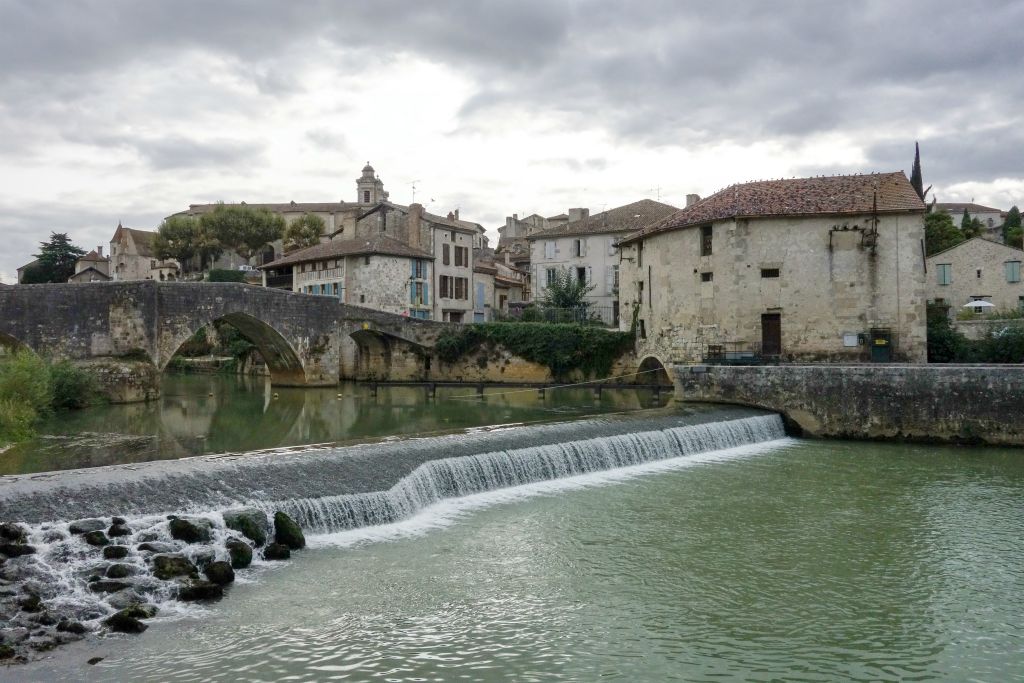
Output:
[{"xmin": 0, "ymin": 408, "xmax": 788, "ymax": 653}]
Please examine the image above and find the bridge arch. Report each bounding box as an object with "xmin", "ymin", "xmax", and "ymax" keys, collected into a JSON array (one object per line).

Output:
[
  {"xmin": 163, "ymin": 312, "xmax": 307, "ymax": 386},
  {"xmin": 637, "ymin": 355, "xmax": 673, "ymax": 386}
]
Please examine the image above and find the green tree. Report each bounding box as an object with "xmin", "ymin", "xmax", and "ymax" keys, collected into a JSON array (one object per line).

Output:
[
  {"xmin": 284, "ymin": 213, "xmax": 326, "ymax": 252},
  {"xmin": 1002, "ymin": 205, "xmax": 1021, "ymax": 243},
  {"xmin": 200, "ymin": 204, "xmax": 285, "ymax": 262},
  {"xmin": 924, "ymin": 211, "xmax": 965, "ymax": 256},
  {"xmin": 153, "ymin": 216, "xmax": 200, "ymax": 272},
  {"xmin": 540, "ymin": 267, "xmax": 596, "ymax": 309},
  {"xmin": 958, "ymin": 207, "xmax": 985, "ymax": 239},
  {"xmin": 31, "ymin": 232, "xmax": 85, "ymax": 283},
  {"xmin": 909, "ymin": 141, "xmax": 930, "ymax": 202}
]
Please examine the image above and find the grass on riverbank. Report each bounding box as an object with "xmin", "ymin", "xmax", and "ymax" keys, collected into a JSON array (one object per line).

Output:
[{"xmin": 0, "ymin": 350, "xmax": 103, "ymax": 446}]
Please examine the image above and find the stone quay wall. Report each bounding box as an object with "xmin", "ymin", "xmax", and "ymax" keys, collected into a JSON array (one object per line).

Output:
[{"xmin": 673, "ymin": 364, "xmax": 1024, "ymax": 446}]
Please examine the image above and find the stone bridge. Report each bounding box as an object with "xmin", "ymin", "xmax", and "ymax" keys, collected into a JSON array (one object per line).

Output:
[{"xmin": 0, "ymin": 282, "xmax": 448, "ymax": 386}]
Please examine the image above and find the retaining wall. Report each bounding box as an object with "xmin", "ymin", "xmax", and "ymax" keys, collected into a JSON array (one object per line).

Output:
[{"xmin": 673, "ymin": 364, "xmax": 1024, "ymax": 445}]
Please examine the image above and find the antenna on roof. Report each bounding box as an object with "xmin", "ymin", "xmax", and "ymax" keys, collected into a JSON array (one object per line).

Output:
[{"xmin": 410, "ymin": 180, "xmax": 421, "ymax": 203}]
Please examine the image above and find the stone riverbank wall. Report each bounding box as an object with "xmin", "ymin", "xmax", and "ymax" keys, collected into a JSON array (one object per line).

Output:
[{"xmin": 672, "ymin": 364, "xmax": 1024, "ymax": 446}]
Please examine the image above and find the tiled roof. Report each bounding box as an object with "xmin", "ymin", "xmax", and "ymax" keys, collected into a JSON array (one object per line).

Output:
[
  {"xmin": 78, "ymin": 250, "xmax": 109, "ymax": 263},
  {"xmin": 934, "ymin": 202, "xmax": 1004, "ymax": 214},
  {"xmin": 924, "ymin": 236, "xmax": 1024, "ymax": 259},
  {"xmin": 620, "ymin": 172, "xmax": 925, "ymax": 245},
  {"xmin": 527, "ymin": 199, "xmax": 678, "ymax": 240},
  {"xmin": 111, "ymin": 226, "xmax": 159, "ymax": 257},
  {"xmin": 261, "ymin": 234, "xmax": 433, "ymax": 268}
]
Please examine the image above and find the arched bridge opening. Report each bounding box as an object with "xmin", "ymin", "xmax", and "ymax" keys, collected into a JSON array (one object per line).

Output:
[
  {"xmin": 164, "ymin": 312, "xmax": 307, "ymax": 386},
  {"xmin": 348, "ymin": 328, "xmax": 430, "ymax": 382},
  {"xmin": 638, "ymin": 355, "xmax": 673, "ymax": 386}
]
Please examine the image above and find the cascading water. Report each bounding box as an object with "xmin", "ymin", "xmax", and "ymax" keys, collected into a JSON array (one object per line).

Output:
[
  {"xmin": 258, "ymin": 414, "xmax": 786, "ymax": 534},
  {"xmin": 0, "ymin": 410, "xmax": 789, "ymax": 661}
]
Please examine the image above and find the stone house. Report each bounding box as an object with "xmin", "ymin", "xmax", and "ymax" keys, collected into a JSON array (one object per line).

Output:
[
  {"xmin": 257, "ymin": 234, "xmax": 435, "ymax": 318},
  {"xmin": 110, "ymin": 224, "xmax": 180, "ymax": 281},
  {"xmin": 68, "ymin": 247, "xmax": 111, "ymax": 282},
  {"xmin": 618, "ymin": 172, "xmax": 928, "ymax": 363},
  {"xmin": 528, "ymin": 200, "xmax": 677, "ymax": 325},
  {"xmin": 926, "ymin": 237, "xmax": 1024, "ymax": 315},
  {"xmin": 472, "ymin": 249, "xmax": 529, "ymax": 321},
  {"xmin": 934, "ymin": 202, "xmax": 1006, "ymax": 243}
]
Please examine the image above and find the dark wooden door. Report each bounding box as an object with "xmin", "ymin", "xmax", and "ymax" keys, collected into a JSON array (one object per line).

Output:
[{"xmin": 761, "ymin": 314, "xmax": 781, "ymax": 356}]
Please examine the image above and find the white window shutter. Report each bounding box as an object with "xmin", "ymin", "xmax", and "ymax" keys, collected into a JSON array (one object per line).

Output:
[
  {"xmin": 586, "ymin": 266, "xmax": 593, "ymax": 284},
  {"xmin": 580, "ymin": 239, "xmax": 587, "ymax": 257},
  {"xmin": 605, "ymin": 268, "xmax": 614, "ymax": 295}
]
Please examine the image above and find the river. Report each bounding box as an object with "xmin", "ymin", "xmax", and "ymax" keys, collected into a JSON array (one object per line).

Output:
[
  {"xmin": 14, "ymin": 430, "xmax": 1024, "ymax": 681},
  {"xmin": 0, "ymin": 374, "xmax": 669, "ymax": 475}
]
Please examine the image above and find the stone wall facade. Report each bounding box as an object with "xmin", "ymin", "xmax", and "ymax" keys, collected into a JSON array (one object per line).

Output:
[
  {"xmin": 530, "ymin": 232, "xmax": 623, "ymax": 314},
  {"xmin": 926, "ymin": 237, "xmax": 1024, "ymax": 314},
  {"xmin": 619, "ymin": 213, "xmax": 928, "ymax": 363},
  {"xmin": 673, "ymin": 364, "xmax": 1024, "ymax": 445}
]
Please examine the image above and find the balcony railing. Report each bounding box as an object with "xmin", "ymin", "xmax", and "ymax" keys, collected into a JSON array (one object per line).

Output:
[{"xmin": 295, "ymin": 267, "xmax": 343, "ymax": 283}]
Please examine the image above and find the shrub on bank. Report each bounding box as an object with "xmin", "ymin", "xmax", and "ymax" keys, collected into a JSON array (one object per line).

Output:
[
  {"xmin": 927, "ymin": 303, "xmax": 1024, "ymax": 363},
  {"xmin": 0, "ymin": 350, "xmax": 103, "ymax": 445},
  {"xmin": 434, "ymin": 322, "xmax": 635, "ymax": 379}
]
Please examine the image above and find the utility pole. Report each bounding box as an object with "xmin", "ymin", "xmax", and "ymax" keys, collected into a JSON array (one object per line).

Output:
[{"xmin": 648, "ymin": 186, "xmax": 662, "ymax": 201}]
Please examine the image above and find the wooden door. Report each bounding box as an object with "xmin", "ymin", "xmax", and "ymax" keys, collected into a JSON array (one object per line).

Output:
[{"xmin": 761, "ymin": 314, "xmax": 781, "ymax": 357}]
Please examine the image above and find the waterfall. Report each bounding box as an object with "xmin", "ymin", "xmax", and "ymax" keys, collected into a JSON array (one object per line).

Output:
[{"xmin": 257, "ymin": 414, "xmax": 785, "ymax": 535}]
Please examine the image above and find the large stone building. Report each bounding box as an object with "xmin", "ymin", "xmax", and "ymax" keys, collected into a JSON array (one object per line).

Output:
[
  {"xmin": 472, "ymin": 249, "xmax": 529, "ymax": 321},
  {"xmin": 528, "ymin": 200, "xmax": 677, "ymax": 325},
  {"xmin": 259, "ymin": 190, "xmax": 480, "ymax": 321},
  {"xmin": 926, "ymin": 237, "xmax": 1024, "ymax": 314},
  {"xmin": 618, "ymin": 172, "xmax": 928, "ymax": 363},
  {"xmin": 110, "ymin": 224, "xmax": 180, "ymax": 281}
]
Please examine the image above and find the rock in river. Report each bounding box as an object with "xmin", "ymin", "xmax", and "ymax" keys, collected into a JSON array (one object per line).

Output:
[
  {"xmin": 223, "ymin": 508, "xmax": 268, "ymax": 546},
  {"xmin": 151, "ymin": 554, "xmax": 198, "ymax": 581},
  {"xmin": 103, "ymin": 545, "xmax": 130, "ymax": 560},
  {"xmin": 203, "ymin": 561, "xmax": 234, "ymax": 586},
  {"xmin": 168, "ymin": 518, "xmax": 213, "ymax": 544},
  {"xmin": 225, "ymin": 538, "xmax": 252, "ymax": 569},
  {"xmin": 273, "ymin": 512, "xmax": 305, "ymax": 550},
  {"xmin": 178, "ymin": 580, "xmax": 223, "ymax": 602},
  {"xmin": 69, "ymin": 519, "xmax": 106, "ymax": 535},
  {"xmin": 262, "ymin": 543, "xmax": 291, "ymax": 561}
]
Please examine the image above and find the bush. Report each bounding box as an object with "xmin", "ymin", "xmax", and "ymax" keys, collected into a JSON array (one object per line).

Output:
[
  {"xmin": 50, "ymin": 360, "xmax": 102, "ymax": 410},
  {"xmin": 207, "ymin": 269, "xmax": 246, "ymax": 283},
  {"xmin": 519, "ymin": 306, "xmax": 543, "ymax": 323},
  {"xmin": 0, "ymin": 349, "xmax": 51, "ymax": 415},
  {"xmin": 435, "ymin": 322, "xmax": 635, "ymax": 379},
  {"xmin": 0, "ymin": 399, "xmax": 37, "ymax": 443},
  {"xmin": 927, "ymin": 304, "xmax": 969, "ymax": 363}
]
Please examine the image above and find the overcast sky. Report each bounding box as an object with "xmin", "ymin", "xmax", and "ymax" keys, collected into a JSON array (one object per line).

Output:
[{"xmin": 1, "ymin": 0, "xmax": 1022, "ymax": 283}]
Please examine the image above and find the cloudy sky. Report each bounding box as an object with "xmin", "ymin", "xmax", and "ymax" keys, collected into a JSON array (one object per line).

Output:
[{"xmin": 1, "ymin": 0, "xmax": 1022, "ymax": 283}]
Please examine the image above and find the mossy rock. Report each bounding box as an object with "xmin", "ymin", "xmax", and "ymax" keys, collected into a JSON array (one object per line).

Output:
[
  {"xmin": 0, "ymin": 522, "xmax": 27, "ymax": 543},
  {"xmin": 151, "ymin": 553, "xmax": 198, "ymax": 580},
  {"xmin": 223, "ymin": 508, "xmax": 268, "ymax": 546},
  {"xmin": 178, "ymin": 580, "xmax": 223, "ymax": 602},
  {"xmin": 0, "ymin": 644, "xmax": 14, "ymax": 659},
  {"xmin": 273, "ymin": 512, "xmax": 305, "ymax": 550},
  {"xmin": 262, "ymin": 543, "xmax": 290, "ymax": 561},
  {"xmin": 168, "ymin": 518, "xmax": 213, "ymax": 544},
  {"xmin": 225, "ymin": 538, "xmax": 252, "ymax": 569},
  {"xmin": 107, "ymin": 523, "xmax": 132, "ymax": 538},
  {"xmin": 0, "ymin": 543, "xmax": 35, "ymax": 558},
  {"xmin": 104, "ymin": 609, "xmax": 148, "ymax": 634},
  {"xmin": 103, "ymin": 546, "xmax": 130, "ymax": 560},
  {"xmin": 203, "ymin": 561, "xmax": 235, "ymax": 586},
  {"xmin": 105, "ymin": 563, "xmax": 134, "ymax": 579},
  {"xmin": 83, "ymin": 531, "xmax": 109, "ymax": 547},
  {"xmin": 69, "ymin": 519, "xmax": 106, "ymax": 535}
]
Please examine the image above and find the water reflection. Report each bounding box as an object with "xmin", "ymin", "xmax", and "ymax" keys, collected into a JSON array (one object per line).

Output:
[{"xmin": 1, "ymin": 375, "xmax": 668, "ymax": 475}]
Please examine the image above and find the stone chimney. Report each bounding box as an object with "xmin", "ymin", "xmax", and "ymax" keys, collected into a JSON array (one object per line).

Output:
[
  {"xmin": 408, "ymin": 203, "xmax": 423, "ymax": 250},
  {"xmin": 568, "ymin": 208, "xmax": 589, "ymax": 222},
  {"xmin": 453, "ymin": 209, "xmax": 460, "ymax": 221},
  {"xmin": 686, "ymin": 193, "xmax": 701, "ymax": 207},
  {"xmin": 97, "ymin": 246, "xmax": 104, "ymax": 257},
  {"xmin": 447, "ymin": 211, "xmax": 455, "ymax": 220}
]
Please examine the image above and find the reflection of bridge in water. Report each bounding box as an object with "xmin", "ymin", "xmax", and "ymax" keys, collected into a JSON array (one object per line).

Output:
[{"xmin": 0, "ymin": 282, "xmax": 447, "ymax": 385}]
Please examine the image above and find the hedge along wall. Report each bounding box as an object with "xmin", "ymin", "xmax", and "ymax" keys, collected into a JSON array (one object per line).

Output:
[{"xmin": 433, "ymin": 323, "xmax": 637, "ymax": 382}]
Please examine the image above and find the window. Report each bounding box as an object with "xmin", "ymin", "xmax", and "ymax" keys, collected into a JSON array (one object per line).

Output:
[
  {"xmin": 1019, "ymin": 296, "xmax": 1024, "ymax": 312},
  {"xmin": 576, "ymin": 266, "xmax": 587, "ymax": 283},
  {"xmin": 977, "ymin": 269, "xmax": 982, "ymax": 279},
  {"xmin": 936, "ymin": 264, "xmax": 952, "ymax": 285},
  {"xmin": 442, "ymin": 243, "xmax": 450, "ymax": 265},
  {"xmin": 360, "ymin": 294, "xmax": 365, "ymax": 303},
  {"xmin": 412, "ymin": 259, "xmax": 427, "ymax": 279},
  {"xmin": 700, "ymin": 225, "xmax": 713, "ymax": 256},
  {"xmin": 637, "ymin": 241, "xmax": 643, "ymax": 268},
  {"xmin": 454, "ymin": 277, "xmax": 468, "ymax": 300},
  {"xmin": 573, "ymin": 239, "xmax": 583, "ymax": 257},
  {"xmin": 611, "ymin": 264, "xmax": 619, "ymax": 291},
  {"xmin": 1005, "ymin": 261, "xmax": 1021, "ymax": 283},
  {"xmin": 701, "ymin": 272, "xmax": 713, "ymax": 282},
  {"xmin": 970, "ymin": 296, "xmax": 988, "ymax": 313},
  {"xmin": 363, "ymin": 190, "xmax": 370, "ymax": 203},
  {"xmin": 440, "ymin": 275, "xmax": 452, "ymax": 298},
  {"xmin": 639, "ymin": 319, "xmax": 647, "ymax": 339},
  {"xmin": 637, "ymin": 280, "xmax": 644, "ymax": 306},
  {"xmin": 761, "ymin": 268, "xmax": 780, "ymax": 279},
  {"xmin": 363, "ymin": 256, "xmax": 370, "ymax": 265},
  {"xmin": 544, "ymin": 241, "xmax": 555, "ymax": 259},
  {"xmin": 545, "ymin": 268, "xmax": 557, "ymax": 287},
  {"xmin": 410, "ymin": 282, "xmax": 427, "ymax": 305},
  {"xmin": 455, "ymin": 246, "xmax": 468, "ymax": 267}
]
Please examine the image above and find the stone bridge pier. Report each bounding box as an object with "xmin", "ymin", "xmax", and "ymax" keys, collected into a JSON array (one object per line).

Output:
[{"xmin": 0, "ymin": 282, "xmax": 446, "ymax": 390}]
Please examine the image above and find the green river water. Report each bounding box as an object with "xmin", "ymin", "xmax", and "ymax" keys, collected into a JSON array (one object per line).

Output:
[{"xmin": 17, "ymin": 431, "xmax": 1024, "ymax": 681}]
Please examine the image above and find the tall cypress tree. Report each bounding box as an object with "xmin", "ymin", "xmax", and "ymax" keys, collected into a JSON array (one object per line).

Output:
[{"xmin": 910, "ymin": 142, "xmax": 925, "ymax": 201}]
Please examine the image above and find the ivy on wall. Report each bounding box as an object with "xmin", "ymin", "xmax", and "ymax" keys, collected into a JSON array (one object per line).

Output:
[{"xmin": 434, "ymin": 323, "xmax": 635, "ymax": 379}]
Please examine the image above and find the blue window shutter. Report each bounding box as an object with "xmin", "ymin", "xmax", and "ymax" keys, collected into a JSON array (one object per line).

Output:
[
  {"xmin": 423, "ymin": 282, "xmax": 429, "ymax": 304},
  {"xmin": 411, "ymin": 260, "xmax": 416, "ymax": 277}
]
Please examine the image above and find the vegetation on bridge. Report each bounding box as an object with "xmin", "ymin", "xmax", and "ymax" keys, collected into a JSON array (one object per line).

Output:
[
  {"xmin": 434, "ymin": 322, "xmax": 635, "ymax": 379},
  {"xmin": 0, "ymin": 350, "xmax": 102, "ymax": 446}
]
